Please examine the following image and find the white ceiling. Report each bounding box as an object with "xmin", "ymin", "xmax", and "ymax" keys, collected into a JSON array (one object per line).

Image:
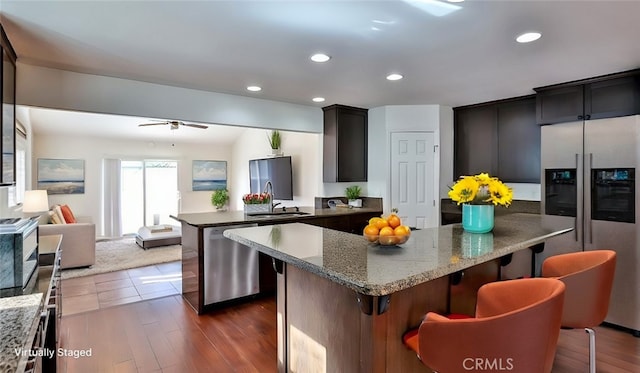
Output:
[{"xmin": 3, "ymin": 0, "xmax": 640, "ymax": 143}]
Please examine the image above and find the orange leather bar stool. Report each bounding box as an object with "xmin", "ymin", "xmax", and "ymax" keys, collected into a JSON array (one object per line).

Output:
[
  {"xmin": 403, "ymin": 278, "xmax": 565, "ymax": 373},
  {"xmin": 541, "ymin": 250, "xmax": 616, "ymax": 373}
]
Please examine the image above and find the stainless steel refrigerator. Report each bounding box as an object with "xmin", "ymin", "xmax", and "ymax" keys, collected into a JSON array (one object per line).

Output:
[{"xmin": 541, "ymin": 115, "xmax": 640, "ymax": 336}]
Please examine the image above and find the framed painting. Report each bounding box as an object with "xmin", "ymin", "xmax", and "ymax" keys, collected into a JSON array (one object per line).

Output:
[
  {"xmin": 37, "ymin": 158, "xmax": 85, "ymax": 194},
  {"xmin": 192, "ymin": 160, "xmax": 227, "ymax": 191}
]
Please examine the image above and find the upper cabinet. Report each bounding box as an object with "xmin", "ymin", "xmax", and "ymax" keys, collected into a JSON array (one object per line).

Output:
[
  {"xmin": 0, "ymin": 24, "xmax": 16, "ymax": 185},
  {"xmin": 535, "ymin": 70, "xmax": 640, "ymax": 125},
  {"xmin": 323, "ymin": 104, "xmax": 368, "ymax": 182},
  {"xmin": 454, "ymin": 96, "xmax": 540, "ymax": 183}
]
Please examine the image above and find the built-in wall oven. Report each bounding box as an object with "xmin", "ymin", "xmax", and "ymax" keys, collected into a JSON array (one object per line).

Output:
[{"xmin": 541, "ymin": 115, "xmax": 640, "ymax": 336}]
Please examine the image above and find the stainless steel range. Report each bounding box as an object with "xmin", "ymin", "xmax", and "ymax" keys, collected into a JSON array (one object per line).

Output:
[{"xmin": 541, "ymin": 115, "xmax": 640, "ymax": 336}]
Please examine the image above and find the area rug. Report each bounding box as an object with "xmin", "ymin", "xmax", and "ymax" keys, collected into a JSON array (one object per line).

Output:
[{"xmin": 61, "ymin": 238, "xmax": 181, "ymax": 279}]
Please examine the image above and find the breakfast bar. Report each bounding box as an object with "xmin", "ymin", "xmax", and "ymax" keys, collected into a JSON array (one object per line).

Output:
[{"xmin": 223, "ymin": 213, "xmax": 573, "ymax": 373}]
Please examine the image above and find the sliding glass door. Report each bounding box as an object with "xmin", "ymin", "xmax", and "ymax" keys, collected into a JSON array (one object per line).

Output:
[{"xmin": 121, "ymin": 160, "xmax": 178, "ymax": 235}]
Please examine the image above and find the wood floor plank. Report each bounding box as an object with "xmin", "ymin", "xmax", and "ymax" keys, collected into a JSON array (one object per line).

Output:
[{"xmin": 59, "ymin": 294, "xmax": 640, "ymax": 373}]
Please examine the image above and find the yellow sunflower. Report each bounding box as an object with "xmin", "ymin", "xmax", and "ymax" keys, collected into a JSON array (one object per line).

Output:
[
  {"xmin": 449, "ymin": 173, "xmax": 513, "ymax": 207},
  {"xmin": 487, "ymin": 178, "xmax": 513, "ymax": 206},
  {"xmin": 448, "ymin": 176, "xmax": 479, "ymax": 205}
]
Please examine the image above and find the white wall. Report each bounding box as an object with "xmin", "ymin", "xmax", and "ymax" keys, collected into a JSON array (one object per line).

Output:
[
  {"xmin": 17, "ymin": 64, "xmax": 323, "ymax": 133},
  {"xmin": 32, "ymin": 133, "xmax": 233, "ymax": 235},
  {"xmin": 231, "ymin": 128, "xmax": 320, "ymax": 211}
]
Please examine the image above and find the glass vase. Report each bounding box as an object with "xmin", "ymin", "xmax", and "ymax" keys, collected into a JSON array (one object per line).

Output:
[{"xmin": 462, "ymin": 204, "xmax": 494, "ymax": 233}]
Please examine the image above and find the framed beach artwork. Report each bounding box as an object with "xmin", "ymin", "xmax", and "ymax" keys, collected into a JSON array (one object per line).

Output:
[
  {"xmin": 37, "ymin": 158, "xmax": 85, "ymax": 195},
  {"xmin": 192, "ymin": 160, "xmax": 227, "ymax": 191}
]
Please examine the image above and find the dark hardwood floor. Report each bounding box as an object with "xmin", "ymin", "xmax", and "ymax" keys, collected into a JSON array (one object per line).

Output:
[
  {"xmin": 58, "ymin": 295, "xmax": 277, "ymax": 372},
  {"xmin": 59, "ymin": 295, "xmax": 640, "ymax": 372}
]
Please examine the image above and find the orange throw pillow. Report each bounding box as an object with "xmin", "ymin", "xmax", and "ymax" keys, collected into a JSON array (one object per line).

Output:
[{"xmin": 60, "ymin": 204, "xmax": 77, "ymax": 224}]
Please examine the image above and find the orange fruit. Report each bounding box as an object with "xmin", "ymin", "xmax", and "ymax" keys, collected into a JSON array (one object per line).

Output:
[
  {"xmin": 363, "ymin": 224, "xmax": 379, "ymax": 237},
  {"xmin": 394, "ymin": 225, "xmax": 410, "ymax": 237},
  {"xmin": 387, "ymin": 214, "xmax": 401, "ymax": 229},
  {"xmin": 379, "ymin": 226, "xmax": 394, "ymax": 236},
  {"xmin": 372, "ymin": 217, "xmax": 389, "ymax": 230}
]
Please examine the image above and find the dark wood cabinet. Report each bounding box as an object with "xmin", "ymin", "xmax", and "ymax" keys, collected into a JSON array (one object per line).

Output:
[
  {"xmin": 454, "ymin": 104, "xmax": 498, "ymax": 178},
  {"xmin": 497, "ymin": 98, "xmax": 540, "ymax": 183},
  {"xmin": 454, "ymin": 96, "xmax": 539, "ymax": 183},
  {"xmin": 535, "ymin": 70, "xmax": 640, "ymax": 125},
  {"xmin": 323, "ymin": 104, "xmax": 368, "ymax": 182},
  {"xmin": 304, "ymin": 211, "xmax": 379, "ymax": 235},
  {"xmin": 0, "ymin": 24, "xmax": 16, "ymax": 185}
]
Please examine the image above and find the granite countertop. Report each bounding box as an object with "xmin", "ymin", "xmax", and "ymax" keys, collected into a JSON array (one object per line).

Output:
[
  {"xmin": 223, "ymin": 213, "xmax": 572, "ymax": 296},
  {"xmin": 0, "ymin": 293, "xmax": 43, "ymax": 373},
  {"xmin": 172, "ymin": 206, "xmax": 383, "ymax": 228}
]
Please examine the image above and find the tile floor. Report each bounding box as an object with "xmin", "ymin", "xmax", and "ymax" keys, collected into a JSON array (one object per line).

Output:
[{"xmin": 61, "ymin": 261, "xmax": 182, "ymax": 316}]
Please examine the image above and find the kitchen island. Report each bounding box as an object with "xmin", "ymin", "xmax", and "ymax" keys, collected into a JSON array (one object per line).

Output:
[
  {"xmin": 223, "ymin": 213, "xmax": 573, "ymax": 373},
  {"xmin": 172, "ymin": 205, "xmax": 383, "ymax": 314}
]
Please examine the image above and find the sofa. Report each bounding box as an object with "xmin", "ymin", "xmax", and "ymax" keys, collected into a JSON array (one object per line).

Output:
[{"xmin": 39, "ymin": 215, "xmax": 96, "ymax": 269}]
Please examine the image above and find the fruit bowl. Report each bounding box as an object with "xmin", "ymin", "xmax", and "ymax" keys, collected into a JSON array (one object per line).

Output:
[{"xmin": 364, "ymin": 231, "xmax": 411, "ymax": 246}]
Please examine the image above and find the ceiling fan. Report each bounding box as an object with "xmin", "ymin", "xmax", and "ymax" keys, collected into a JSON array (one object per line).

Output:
[{"xmin": 138, "ymin": 120, "xmax": 208, "ymax": 130}]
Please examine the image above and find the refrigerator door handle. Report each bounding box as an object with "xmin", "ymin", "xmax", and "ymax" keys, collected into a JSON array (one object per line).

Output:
[
  {"xmin": 575, "ymin": 153, "xmax": 580, "ymax": 242},
  {"xmin": 587, "ymin": 153, "xmax": 593, "ymax": 244}
]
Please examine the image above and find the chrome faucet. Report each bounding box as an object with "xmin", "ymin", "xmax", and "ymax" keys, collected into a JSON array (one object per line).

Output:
[{"xmin": 263, "ymin": 180, "xmax": 280, "ymax": 213}]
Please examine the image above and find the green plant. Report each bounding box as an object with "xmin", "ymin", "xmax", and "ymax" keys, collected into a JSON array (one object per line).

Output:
[
  {"xmin": 211, "ymin": 189, "xmax": 229, "ymax": 209},
  {"xmin": 268, "ymin": 130, "xmax": 281, "ymax": 149},
  {"xmin": 345, "ymin": 185, "xmax": 362, "ymax": 200}
]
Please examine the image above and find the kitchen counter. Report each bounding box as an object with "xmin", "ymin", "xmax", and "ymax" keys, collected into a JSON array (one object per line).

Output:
[
  {"xmin": 173, "ymin": 205, "xmax": 384, "ymax": 314},
  {"xmin": 0, "ymin": 293, "xmax": 43, "ymax": 373},
  {"xmin": 223, "ymin": 213, "xmax": 573, "ymax": 372},
  {"xmin": 223, "ymin": 213, "xmax": 571, "ymax": 296},
  {"xmin": 172, "ymin": 206, "xmax": 383, "ymax": 228}
]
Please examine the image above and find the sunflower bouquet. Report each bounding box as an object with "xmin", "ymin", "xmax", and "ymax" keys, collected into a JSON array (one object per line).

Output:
[{"xmin": 448, "ymin": 173, "xmax": 513, "ymax": 207}]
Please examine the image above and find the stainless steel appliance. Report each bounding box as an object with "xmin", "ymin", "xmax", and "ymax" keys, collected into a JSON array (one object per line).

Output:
[
  {"xmin": 203, "ymin": 224, "xmax": 259, "ymax": 305},
  {"xmin": 0, "ymin": 218, "xmax": 38, "ymax": 290},
  {"xmin": 541, "ymin": 115, "xmax": 640, "ymax": 336}
]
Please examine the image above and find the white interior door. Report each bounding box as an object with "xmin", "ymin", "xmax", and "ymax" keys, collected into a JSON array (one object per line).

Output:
[{"xmin": 391, "ymin": 132, "xmax": 437, "ymax": 229}]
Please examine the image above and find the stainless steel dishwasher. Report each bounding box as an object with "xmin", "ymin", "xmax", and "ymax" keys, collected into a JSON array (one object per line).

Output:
[{"xmin": 203, "ymin": 224, "xmax": 259, "ymax": 305}]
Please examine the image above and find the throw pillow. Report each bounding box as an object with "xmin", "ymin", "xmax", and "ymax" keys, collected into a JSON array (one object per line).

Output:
[
  {"xmin": 60, "ymin": 204, "xmax": 77, "ymax": 223},
  {"xmin": 49, "ymin": 209, "xmax": 63, "ymax": 224},
  {"xmin": 53, "ymin": 205, "xmax": 67, "ymax": 224}
]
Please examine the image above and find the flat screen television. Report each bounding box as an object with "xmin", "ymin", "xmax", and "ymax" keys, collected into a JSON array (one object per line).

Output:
[{"xmin": 249, "ymin": 156, "xmax": 293, "ymax": 200}]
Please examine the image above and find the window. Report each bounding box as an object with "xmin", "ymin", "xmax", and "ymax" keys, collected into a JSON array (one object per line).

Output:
[
  {"xmin": 120, "ymin": 160, "xmax": 178, "ymax": 234},
  {"xmin": 8, "ymin": 121, "xmax": 26, "ymax": 206}
]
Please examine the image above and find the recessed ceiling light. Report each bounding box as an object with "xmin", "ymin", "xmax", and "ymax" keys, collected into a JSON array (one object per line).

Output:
[
  {"xmin": 310, "ymin": 53, "xmax": 331, "ymax": 63},
  {"xmin": 448, "ymin": 0, "xmax": 465, "ymax": 3},
  {"xmin": 516, "ymin": 32, "xmax": 542, "ymax": 43},
  {"xmin": 247, "ymin": 86, "xmax": 262, "ymax": 92},
  {"xmin": 312, "ymin": 97, "xmax": 325, "ymax": 103},
  {"xmin": 386, "ymin": 73, "xmax": 403, "ymax": 81}
]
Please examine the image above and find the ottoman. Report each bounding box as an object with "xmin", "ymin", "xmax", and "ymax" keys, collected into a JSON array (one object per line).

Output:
[{"xmin": 136, "ymin": 225, "xmax": 182, "ymax": 249}]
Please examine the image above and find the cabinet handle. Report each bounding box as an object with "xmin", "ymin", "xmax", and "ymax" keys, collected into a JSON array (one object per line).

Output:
[
  {"xmin": 578, "ymin": 115, "xmax": 584, "ymax": 120},
  {"xmin": 585, "ymin": 114, "xmax": 591, "ymax": 120}
]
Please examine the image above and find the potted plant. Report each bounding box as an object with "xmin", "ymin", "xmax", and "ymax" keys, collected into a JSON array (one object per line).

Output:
[
  {"xmin": 345, "ymin": 185, "xmax": 362, "ymax": 208},
  {"xmin": 268, "ymin": 130, "xmax": 282, "ymax": 155},
  {"xmin": 211, "ymin": 188, "xmax": 230, "ymax": 211},
  {"xmin": 448, "ymin": 173, "xmax": 512, "ymax": 233}
]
